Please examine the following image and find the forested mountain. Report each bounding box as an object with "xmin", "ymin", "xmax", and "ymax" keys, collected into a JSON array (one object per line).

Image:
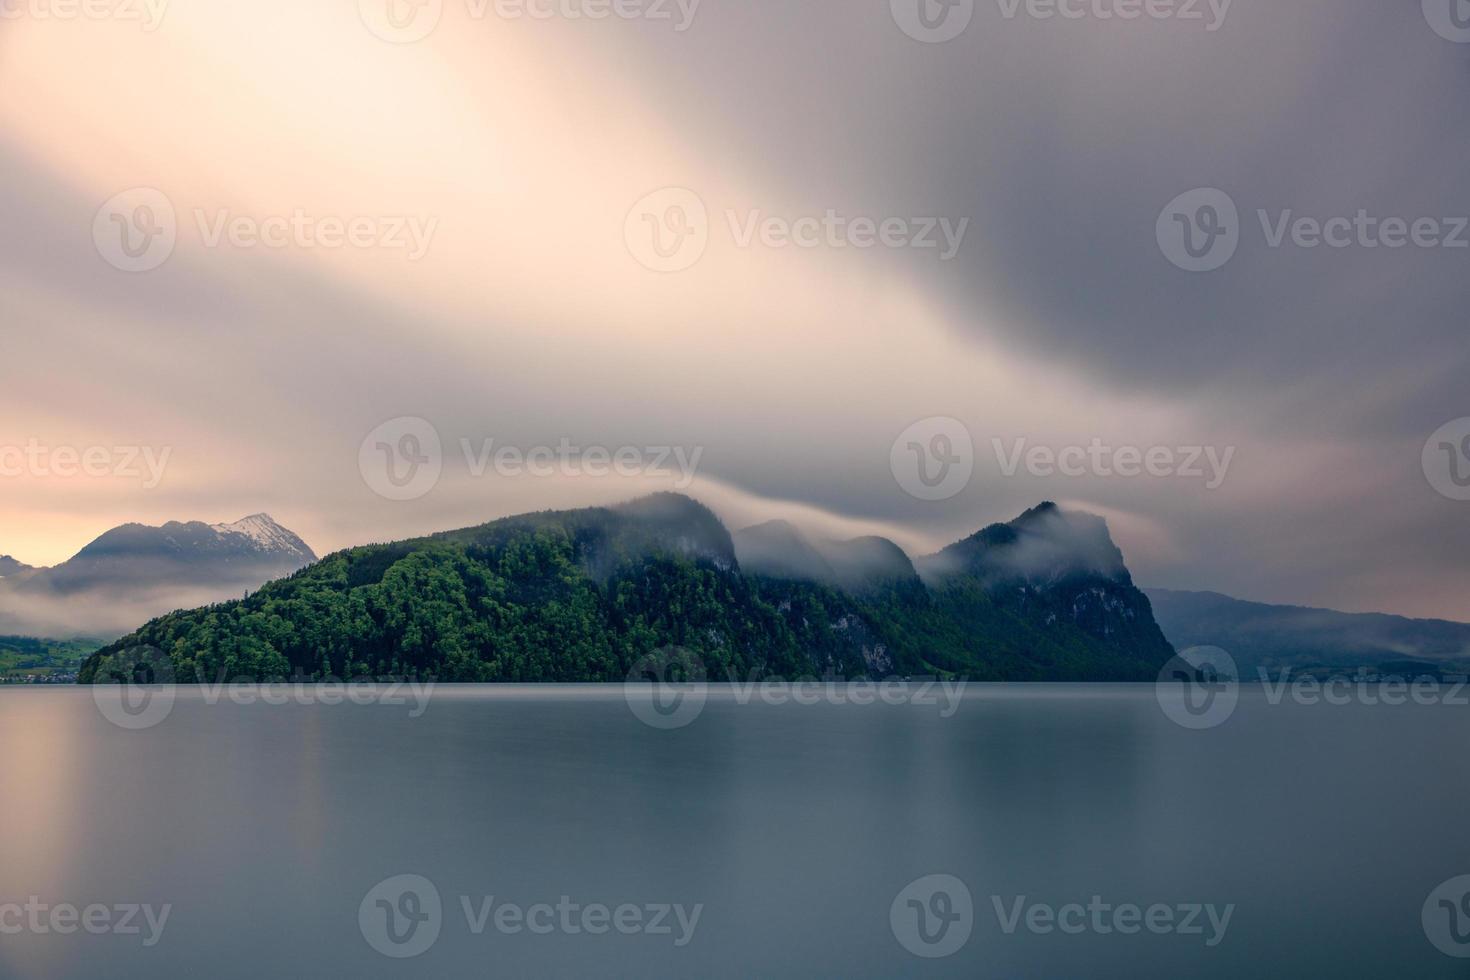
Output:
[{"xmin": 81, "ymin": 495, "xmax": 1176, "ymax": 684}]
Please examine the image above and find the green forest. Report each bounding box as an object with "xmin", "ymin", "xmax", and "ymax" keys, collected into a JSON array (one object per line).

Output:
[{"xmin": 80, "ymin": 496, "xmax": 1176, "ymax": 685}]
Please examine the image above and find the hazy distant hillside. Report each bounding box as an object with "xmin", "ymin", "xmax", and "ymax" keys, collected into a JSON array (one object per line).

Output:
[
  {"xmin": 0, "ymin": 515, "xmax": 316, "ymax": 638},
  {"xmin": 0, "ymin": 556, "xmax": 33, "ymax": 578},
  {"xmin": 732, "ymin": 521, "xmax": 920, "ymax": 594},
  {"xmin": 83, "ymin": 495, "xmax": 1176, "ymax": 685},
  {"xmin": 1145, "ymin": 588, "xmax": 1470, "ymax": 673}
]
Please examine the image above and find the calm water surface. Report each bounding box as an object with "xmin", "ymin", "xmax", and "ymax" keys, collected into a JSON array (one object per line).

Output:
[{"xmin": 1, "ymin": 684, "xmax": 1467, "ymax": 978}]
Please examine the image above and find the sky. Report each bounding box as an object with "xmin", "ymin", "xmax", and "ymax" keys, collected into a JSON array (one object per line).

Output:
[{"xmin": 1, "ymin": 0, "xmax": 1468, "ymax": 620}]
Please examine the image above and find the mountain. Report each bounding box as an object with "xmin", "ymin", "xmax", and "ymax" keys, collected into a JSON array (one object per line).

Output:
[
  {"xmin": 0, "ymin": 556, "xmax": 34, "ymax": 578},
  {"xmin": 1145, "ymin": 588, "xmax": 1470, "ymax": 675},
  {"xmin": 917, "ymin": 502, "xmax": 1128, "ymax": 585},
  {"xmin": 907, "ymin": 502, "xmax": 1175, "ymax": 679},
  {"xmin": 819, "ymin": 536, "xmax": 921, "ymax": 594},
  {"xmin": 81, "ymin": 494, "xmax": 1175, "ymax": 684},
  {"xmin": 733, "ymin": 521, "xmax": 920, "ymax": 594},
  {"xmin": 37, "ymin": 514, "xmax": 316, "ymax": 592},
  {"xmin": 0, "ymin": 515, "xmax": 317, "ymax": 639},
  {"xmin": 733, "ymin": 521, "xmax": 837, "ymax": 584}
]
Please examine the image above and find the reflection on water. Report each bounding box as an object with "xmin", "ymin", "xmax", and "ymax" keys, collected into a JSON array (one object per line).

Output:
[{"xmin": 0, "ymin": 685, "xmax": 1468, "ymax": 978}]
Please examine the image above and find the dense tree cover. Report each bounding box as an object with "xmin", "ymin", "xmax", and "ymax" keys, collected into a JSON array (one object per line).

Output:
[
  {"xmin": 80, "ymin": 497, "xmax": 1176, "ymax": 684},
  {"xmin": 0, "ymin": 635, "xmax": 101, "ymax": 679}
]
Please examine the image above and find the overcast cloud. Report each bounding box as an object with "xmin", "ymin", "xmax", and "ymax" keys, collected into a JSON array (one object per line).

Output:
[{"xmin": 1, "ymin": 0, "xmax": 1466, "ymax": 619}]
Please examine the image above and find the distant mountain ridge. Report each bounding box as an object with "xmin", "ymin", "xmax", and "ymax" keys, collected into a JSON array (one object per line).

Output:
[
  {"xmin": 918, "ymin": 502, "xmax": 1129, "ymax": 586},
  {"xmin": 49, "ymin": 514, "xmax": 315, "ymax": 591},
  {"xmin": 0, "ymin": 556, "xmax": 33, "ymax": 578},
  {"xmin": 0, "ymin": 514, "xmax": 316, "ymax": 639},
  {"xmin": 732, "ymin": 521, "xmax": 920, "ymax": 594},
  {"xmin": 82, "ymin": 494, "xmax": 1175, "ymax": 684},
  {"xmin": 1145, "ymin": 588, "xmax": 1470, "ymax": 674}
]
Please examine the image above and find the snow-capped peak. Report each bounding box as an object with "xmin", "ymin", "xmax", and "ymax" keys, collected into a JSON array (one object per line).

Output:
[{"xmin": 209, "ymin": 514, "xmax": 312, "ymax": 558}]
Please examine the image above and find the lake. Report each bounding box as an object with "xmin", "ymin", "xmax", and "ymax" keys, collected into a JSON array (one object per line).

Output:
[{"xmin": 1, "ymin": 683, "xmax": 1467, "ymax": 977}]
